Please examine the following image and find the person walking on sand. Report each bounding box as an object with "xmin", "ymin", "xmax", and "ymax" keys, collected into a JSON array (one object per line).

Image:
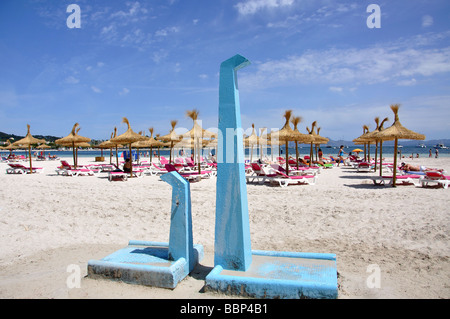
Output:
[
  {"xmin": 337, "ymin": 145, "xmax": 346, "ymax": 167},
  {"xmin": 435, "ymin": 148, "xmax": 439, "ymax": 158},
  {"xmin": 429, "ymin": 149, "xmax": 432, "ymax": 158}
]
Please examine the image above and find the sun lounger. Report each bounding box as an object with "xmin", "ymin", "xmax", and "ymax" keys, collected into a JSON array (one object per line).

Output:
[
  {"xmin": 60, "ymin": 167, "xmax": 97, "ymax": 177},
  {"xmin": 370, "ymin": 175, "xmax": 421, "ymax": 186},
  {"xmin": 164, "ymin": 164, "xmax": 207, "ymax": 182},
  {"xmin": 108, "ymin": 171, "xmax": 128, "ymax": 181},
  {"xmin": 356, "ymin": 162, "xmax": 373, "ymax": 172},
  {"xmin": 263, "ymin": 167, "xmax": 317, "ymax": 187},
  {"xmin": 149, "ymin": 163, "xmax": 169, "ymax": 175},
  {"xmin": 6, "ymin": 163, "xmax": 44, "ymax": 174},
  {"xmin": 246, "ymin": 163, "xmax": 277, "ymax": 184},
  {"xmin": 419, "ymin": 171, "xmax": 450, "ymax": 189}
]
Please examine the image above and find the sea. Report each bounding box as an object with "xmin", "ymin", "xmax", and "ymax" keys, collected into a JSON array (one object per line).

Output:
[{"xmin": 2, "ymin": 144, "xmax": 449, "ymax": 159}]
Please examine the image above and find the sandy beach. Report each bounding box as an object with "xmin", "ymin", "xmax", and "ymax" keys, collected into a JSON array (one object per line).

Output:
[{"xmin": 0, "ymin": 155, "xmax": 449, "ymax": 299}]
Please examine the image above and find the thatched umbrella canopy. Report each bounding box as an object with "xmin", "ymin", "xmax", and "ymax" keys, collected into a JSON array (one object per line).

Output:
[
  {"xmin": 97, "ymin": 130, "xmax": 124, "ymax": 165},
  {"xmin": 55, "ymin": 123, "xmax": 90, "ymax": 168},
  {"xmin": 0, "ymin": 140, "xmax": 20, "ymax": 156},
  {"xmin": 276, "ymin": 110, "xmax": 308, "ymax": 174},
  {"xmin": 357, "ymin": 117, "xmax": 390, "ymax": 172},
  {"xmin": 291, "ymin": 116, "xmax": 314, "ymax": 169},
  {"xmin": 131, "ymin": 131, "xmax": 151, "ymax": 164},
  {"xmin": 313, "ymin": 126, "xmax": 329, "ymax": 161},
  {"xmin": 110, "ymin": 117, "xmax": 148, "ymax": 177},
  {"xmin": 35, "ymin": 143, "xmax": 51, "ymax": 159},
  {"xmin": 146, "ymin": 128, "xmax": 165, "ymax": 163},
  {"xmin": 244, "ymin": 123, "xmax": 260, "ymax": 163},
  {"xmin": 374, "ymin": 104, "xmax": 425, "ymax": 186},
  {"xmin": 12, "ymin": 124, "xmax": 46, "ymax": 173},
  {"xmin": 160, "ymin": 120, "xmax": 182, "ymax": 163},
  {"xmin": 353, "ymin": 125, "xmax": 371, "ymax": 160},
  {"xmin": 306, "ymin": 121, "xmax": 328, "ymax": 166},
  {"xmin": 182, "ymin": 109, "xmax": 216, "ymax": 173}
]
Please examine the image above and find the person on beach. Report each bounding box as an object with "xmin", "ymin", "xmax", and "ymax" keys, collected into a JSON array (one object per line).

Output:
[
  {"xmin": 337, "ymin": 145, "xmax": 346, "ymax": 166},
  {"xmin": 435, "ymin": 149, "xmax": 439, "ymax": 158},
  {"xmin": 123, "ymin": 158, "xmax": 132, "ymax": 173},
  {"xmin": 429, "ymin": 149, "xmax": 432, "ymax": 158},
  {"xmin": 400, "ymin": 162, "xmax": 443, "ymax": 172}
]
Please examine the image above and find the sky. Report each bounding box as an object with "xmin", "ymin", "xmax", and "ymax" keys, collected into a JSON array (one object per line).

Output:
[{"xmin": 1, "ymin": 0, "xmax": 450, "ymax": 141}]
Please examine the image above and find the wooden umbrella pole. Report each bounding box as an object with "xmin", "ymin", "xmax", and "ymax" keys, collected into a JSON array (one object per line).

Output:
[
  {"xmin": 28, "ymin": 145, "xmax": 33, "ymax": 174},
  {"xmin": 374, "ymin": 141, "xmax": 378, "ymax": 172},
  {"xmin": 72, "ymin": 142, "xmax": 76, "ymax": 168},
  {"xmin": 197, "ymin": 138, "xmax": 201, "ymax": 175},
  {"xmin": 129, "ymin": 144, "xmax": 133, "ymax": 177},
  {"xmin": 392, "ymin": 138, "xmax": 398, "ymax": 187},
  {"xmin": 285, "ymin": 140, "xmax": 289, "ymax": 175},
  {"xmin": 379, "ymin": 141, "xmax": 383, "ymax": 177}
]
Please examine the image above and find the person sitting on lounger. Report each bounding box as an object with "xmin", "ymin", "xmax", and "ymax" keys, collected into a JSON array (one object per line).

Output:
[{"xmin": 123, "ymin": 158, "xmax": 132, "ymax": 173}]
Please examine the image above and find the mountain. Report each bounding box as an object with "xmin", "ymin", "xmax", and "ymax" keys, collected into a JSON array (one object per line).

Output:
[{"xmin": 0, "ymin": 131, "xmax": 62, "ymax": 143}]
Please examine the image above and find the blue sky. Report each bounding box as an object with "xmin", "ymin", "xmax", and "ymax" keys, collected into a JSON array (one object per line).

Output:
[{"xmin": 1, "ymin": 0, "xmax": 449, "ymax": 141}]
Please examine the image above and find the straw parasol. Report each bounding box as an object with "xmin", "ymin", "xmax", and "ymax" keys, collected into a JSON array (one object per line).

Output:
[
  {"xmin": 276, "ymin": 110, "xmax": 309, "ymax": 174},
  {"xmin": 356, "ymin": 117, "xmax": 389, "ymax": 172},
  {"xmin": 374, "ymin": 104, "xmax": 425, "ymax": 187},
  {"xmin": 160, "ymin": 120, "xmax": 182, "ymax": 163},
  {"xmin": 131, "ymin": 131, "xmax": 150, "ymax": 164},
  {"xmin": 146, "ymin": 128, "xmax": 164, "ymax": 163},
  {"xmin": 0, "ymin": 140, "xmax": 20, "ymax": 157},
  {"xmin": 306, "ymin": 121, "xmax": 329, "ymax": 167},
  {"xmin": 353, "ymin": 125, "xmax": 370, "ymax": 160},
  {"xmin": 110, "ymin": 117, "xmax": 148, "ymax": 177},
  {"xmin": 36, "ymin": 143, "xmax": 51, "ymax": 159},
  {"xmin": 291, "ymin": 116, "xmax": 314, "ymax": 169},
  {"xmin": 55, "ymin": 123, "xmax": 91, "ymax": 168},
  {"xmin": 313, "ymin": 126, "xmax": 329, "ymax": 161},
  {"xmin": 182, "ymin": 109, "xmax": 216, "ymax": 174},
  {"xmin": 244, "ymin": 123, "xmax": 259, "ymax": 163},
  {"xmin": 12, "ymin": 124, "xmax": 46, "ymax": 173}
]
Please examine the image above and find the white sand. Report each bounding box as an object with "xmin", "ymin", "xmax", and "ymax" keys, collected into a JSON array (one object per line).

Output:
[{"xmin": 0, "ymin": 155, "xmax": 449, "ymax": 299}]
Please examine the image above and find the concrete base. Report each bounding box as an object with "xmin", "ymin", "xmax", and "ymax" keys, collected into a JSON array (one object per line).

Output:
[
  {"xmin": 205, "ymin": 250, "xmax": 337, "ymax": 299},
  {"xmin": 87, "ymin": 240, "xmax": 204, "ymax": 289}
]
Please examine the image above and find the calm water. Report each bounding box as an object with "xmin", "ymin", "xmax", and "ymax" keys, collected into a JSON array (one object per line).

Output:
[{"xmin": 3, "ymin": 145, "xmax": 449, "ymax": 159}]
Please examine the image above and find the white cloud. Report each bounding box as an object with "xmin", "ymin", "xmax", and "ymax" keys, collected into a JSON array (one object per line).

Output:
[
  {"xmin": 119, "ymin": 88, "xmax": 130, "ymax": 96},
  {"xmin": 235, "ymin": 0, "xmax": 295, "ymax": 15},
  {"xmin": 329, "ymin": 86, "xmax": 343, "ymax": 93},
  {"xmin": 422, "ymin": 15, "xmax": 433, "ymax": 28},
  {"xmin": 64, "ymin": 76, "xmax": 79, "ymax": 84},
  {"xmin": 151, "ymin": 50, "xmax": 168, "ymax": 63},
  {"xmin": 155, "ymin": 26, "xmax": 179, "ymax": 37},
  {"xmin": 91, "ymin": 86, "xmax": 102, "ymax": 93},
  {"xmin": 397, "ymin": 78, "xmax": 417, "ymax": 86},
  {"xmin": 240, "ymin": 41, "xmax": 450, "ymax": 89},
  {"xmin": 110, "ymin": 2, "xmax": 146, "ymax": 20},
  {"xmin": 198, "ymin": 74, "xmax": 208, "ymax": 79}
]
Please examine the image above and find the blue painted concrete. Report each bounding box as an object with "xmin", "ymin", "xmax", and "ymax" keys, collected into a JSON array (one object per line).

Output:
[
  {"xmin": 160, "ymin": 171, "xmax": 195, "ymax": 274},
  {"xmin": 205, "ymin": 250, "xmax": 338, "ymax": 299},
  {"xmin": 87, "ymin": 171, "xmax": 202, "ymax": 289},
  {"xmin": 88, "ymin": 241, "xmax": 204, "ymax": 289},
  {"xmin": 215, "ymin": 54, "xmax": 252, "ymax": 272},
  {"xmin": 206, "ymin": 54, "xmax": 338, "ymax": 299}
]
